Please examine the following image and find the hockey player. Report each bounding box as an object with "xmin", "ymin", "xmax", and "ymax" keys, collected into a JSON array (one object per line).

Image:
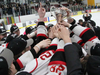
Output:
[
  {"xmin": 83, "ymin": 12, "xmax": 96, "ymax": 27},
  {"xmin": 57, "ymin": 25, "xmax": 84, "ymax": 75},
  {"xmin": 10, "ymin": 25, "xmax": 20, "ymax": 36},
  {"xmin": 60, "ymin": 18, "xmax": 100, "ymax": 56},
  {"xmin": 0, "ymin": 28, "xmax": 7, "ymax": 44}
]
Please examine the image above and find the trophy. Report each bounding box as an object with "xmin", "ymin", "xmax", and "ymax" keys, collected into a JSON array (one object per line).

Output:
[{"xmin": 50, "ymin": 5, "xmax": 67, "ymax": 23}]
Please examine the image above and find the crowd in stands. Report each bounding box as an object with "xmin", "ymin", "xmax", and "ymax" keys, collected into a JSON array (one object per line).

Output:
[
  {"xmin": 0, "ymin": 3, "xmax": 31, "ymax": 16},
  {"xmin": 0, "ymin": 1, "xmax": 100, "ymax": 18},
  {"xmin": 67, "ymin": 1, "xmax": 100, "ymax": 11},
  {"xmin": 1, "ymin": 2, "xmax": 100, "ymax": 75}
]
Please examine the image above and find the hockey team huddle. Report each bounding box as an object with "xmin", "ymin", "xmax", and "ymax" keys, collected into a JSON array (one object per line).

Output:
[{"xmin": 0, "ymin": 3, "xmax": 100, "ymax": 75}]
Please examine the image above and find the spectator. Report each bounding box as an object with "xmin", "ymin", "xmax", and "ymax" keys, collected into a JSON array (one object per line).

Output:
[{"xmin": 7, "ymin": 5, "xmax": 13, "ymax": 15}]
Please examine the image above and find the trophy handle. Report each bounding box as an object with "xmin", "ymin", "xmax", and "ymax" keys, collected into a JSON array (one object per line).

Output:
[{"xmin": 50, "ymin": 6, "xmax": 57, "ymax": 18}]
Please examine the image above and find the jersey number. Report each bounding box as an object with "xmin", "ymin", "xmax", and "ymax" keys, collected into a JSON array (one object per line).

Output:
[
  {"xmin": 50, "ymin": 65, "xmax": 65, "ymax": 75},
  {"xmin": 40, "ymin": 51, "xmax": 52, "ymax": 60}
]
